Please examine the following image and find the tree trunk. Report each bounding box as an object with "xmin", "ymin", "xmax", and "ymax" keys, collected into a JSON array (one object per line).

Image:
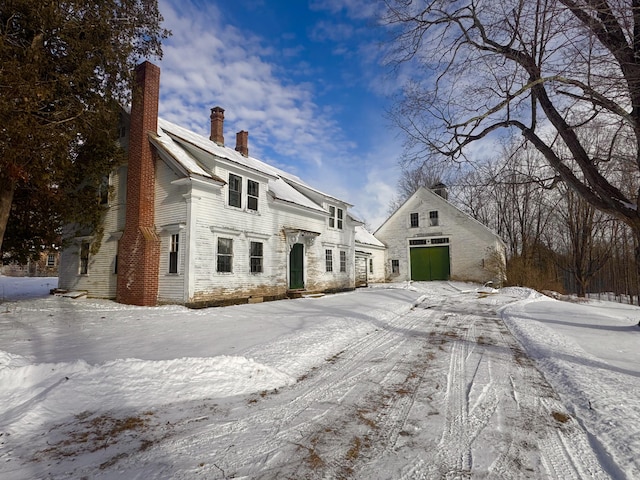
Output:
[{"xmin": 0, "ymin": 176, "xmax": 17, "ymax": 255}]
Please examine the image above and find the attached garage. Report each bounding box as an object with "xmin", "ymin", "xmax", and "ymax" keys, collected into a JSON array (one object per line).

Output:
[{"xmin": 410, "ymin": 245, "xmax": 450, "ymax": 281}]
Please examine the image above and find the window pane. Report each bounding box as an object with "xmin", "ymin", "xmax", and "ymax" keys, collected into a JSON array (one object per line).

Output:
[
  {"xmin": 247, "ymin": 180, "xmax": 259, "ymax": 197},
  {"xmin": 250, "ymin": 241, "xmax": 263, "ymax": 257},
  {"xmin": 329, "ymin": 206, "xmax": 335, "ymax": 228},
  {"xmin": 410, "ymin": 212, "xmax": 419, "ymax": 227},
  {"xmin": 429, "ymin": 211, "xmax": 439, "ymax": 226},
  {"xmin": 218, "ymin": 237, "xmax": 233, "ymax": 254},
  {"xmin": 247, "ymin": 196, "xmax": 258, "ymax": 211},
  {"xmin": 340, "ymin": 251, "xmax": 346, "ymax": 272},
  {"xmin": 337, "ymin": 208, "xmax": 343, "ymax": 229}
]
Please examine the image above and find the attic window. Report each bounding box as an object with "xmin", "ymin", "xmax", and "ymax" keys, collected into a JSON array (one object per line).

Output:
[
  {"xmin": 410, "ymin": 212, "xmax": 419, "ymax": 228},
  {"xmin": 429, "ymin": 211, "xmax": 439, "ymax": 226},
  {"xmin": 229, "ymin": 173, "xmax": 242, "ymax": 208},
  {"xmin": 328, "ymin": 206, "xmax": 343, "ymax": 230}
]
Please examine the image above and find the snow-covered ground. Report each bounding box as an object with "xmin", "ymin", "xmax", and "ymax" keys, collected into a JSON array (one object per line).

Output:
[{"xmin": 0, "ymin": 277, "xmax": 638, "ymax": 479}]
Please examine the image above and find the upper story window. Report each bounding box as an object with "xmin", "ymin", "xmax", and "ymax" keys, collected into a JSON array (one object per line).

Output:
[
  {"xmin": 247, "ymin": 180, "xmax": 259, "ymax": 211},
  {"xmin": 410, "ymin": 212, "xmax": 419, "ymax": 228},
  {"xmin": 429, "ymin": 210, "xmax": 439, "ymax": 226},
  {"xmin": 169, "ymin": 234, "xmax": 179, "ymax": 274},
  {"xmin": 328, "ymin": 206, "xmax": 344, "ymax": 229},
  {"xmin": 229, "ymin": 173, "xmax": 242, "ymax": 208}
]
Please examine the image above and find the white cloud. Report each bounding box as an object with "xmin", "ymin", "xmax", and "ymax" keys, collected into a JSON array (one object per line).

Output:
[{"xmin": 156, "ymin": 0, "xmax": 403, "ymax": 226}]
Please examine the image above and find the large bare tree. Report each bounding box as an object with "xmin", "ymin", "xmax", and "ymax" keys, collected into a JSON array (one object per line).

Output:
[{"xmin": 384, "ymin": 0, "xmax": 640, "ymax": 273}]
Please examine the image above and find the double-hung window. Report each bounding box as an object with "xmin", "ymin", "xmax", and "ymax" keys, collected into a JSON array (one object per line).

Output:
[
  {"xmin": 429, "ymin": 211, "xmax": 439, "ymax": 226},
  {"xmin": 247, "ymin": 180, "xmax": 259, "ymax": 211},
  {"xmin": 229, "ymin": 174, "xmax": 242, "ymax": 208},
  {"xmin": 325, "ymin": 249, "xmax": 333, "ymax": 272},
  {"xmin": 391, "ymin": 259, "xmax": 400, "ymax": 275},
  {"xmin": 410, "ymin": 212, "xmax": 419, "ymax": 228},
  {"xmin": 250, "ymin": 241, "xmax": 263, "ymax": 273},
  {"xmin": 340, "ymin": 251, "xmax": 346, "ymax": 272},
  {"xmin": 169, "ymin": 234, "xmax": 179, "ymax": 274},
  {"xmin": 47, "ymin": 253, "xmax": 56, "ymax": 267},
  {"xmin": 328, "ymin": 206, "xmax": 344, "ymax": 229},
  {"xmin": 217, "ymin": 238, "xmax": 233, "ymax": 272}
]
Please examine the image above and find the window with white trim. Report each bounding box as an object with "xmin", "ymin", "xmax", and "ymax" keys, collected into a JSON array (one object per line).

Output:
[
  {"xmin": 169, "ymin": 234, "xmax": 179, "ymax": 274},
  {"xmin": 47, "ymin": 253, "xmax": 56, "ymax": 267},
  {"xmin": 340, "ymin": 251, "xmax": 346, "ymax": 272},
  {"xmin": 328, "ymin": 206, "xmax": 344, "ymax": 230},
  {"xmin": 410, "ymin": 212, "xmax": 419, "ymax": 228},
  {"xmin": 229, "ymin": 173, "xmax": 242, "ymax": 208},
  {"xmin": 247, "ymin": 180, "xmax": 259, "ymax": 211},
  {"xmin": 325, "ymin": 249, "xmax": 333, "ymax": 272},
  {"xmin": 217, "ymin": 237, "xmax": 233, "ymax": 272},
  {"xmin": 369, "ymin": 258, "xmax": 373, "ymax": 273},
  {"xmin": 391, "ymin": 259, "xmax": 399, "ymax": 275},
  {"xmin": 429, "ymin": 210, "xmax": 439, "ymax": 226},
  {"xmin": 250, "ymin": 241, "xmax": 263, "ymax": 273}
]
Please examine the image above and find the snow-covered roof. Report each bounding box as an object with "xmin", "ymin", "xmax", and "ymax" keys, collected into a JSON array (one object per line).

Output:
[
  {"xmin": 354, "ymin": 225, "xmax": 385, "ymax": 248},
  {"xmin": 152, "ymin": 118, "xmax": 343, "ymax": 215}
]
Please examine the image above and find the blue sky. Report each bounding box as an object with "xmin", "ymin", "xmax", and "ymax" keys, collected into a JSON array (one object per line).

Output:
[{"xmin": 156, "ymin": 0, "xmax": 402, "ymax": 229}]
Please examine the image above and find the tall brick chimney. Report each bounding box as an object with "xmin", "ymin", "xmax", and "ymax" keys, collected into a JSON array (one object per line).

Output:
[
  {"xmin": 235, "ymin": 130, "xmax": 249, "ymax": 157},
  {"xmin": 210, "ymin": 106, "xmax": 225, "ymax": 145},
  {"xmin": 116, "ymin": 61, "xmax": 161, "ymax": 306}
]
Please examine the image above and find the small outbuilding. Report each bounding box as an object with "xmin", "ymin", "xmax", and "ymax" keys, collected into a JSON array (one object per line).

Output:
[{"xmin": 374, "ymin": 186, "xmax": 506, "ymax": 285}]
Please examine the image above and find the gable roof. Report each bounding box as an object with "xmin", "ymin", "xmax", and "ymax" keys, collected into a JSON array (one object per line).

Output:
[
  {"xmin": 375, "ymin": 186, "xmax": 504, "ymax": 245},
  {"xmin": 354, "ymin": 225, "xmax": 385, "ymax": 248},
  {"xmin": 149, "ymin": 117, "xmax": 348, "ymax": 215}
]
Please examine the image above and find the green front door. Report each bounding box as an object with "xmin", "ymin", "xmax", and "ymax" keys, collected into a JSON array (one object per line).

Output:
[
  {"xmin": 289, "ymin": 243, "xmax": 304, "ymax": 289},
  {"xmin": 410, "ymin": 246, "xmax": 450, "ymax": 281}
]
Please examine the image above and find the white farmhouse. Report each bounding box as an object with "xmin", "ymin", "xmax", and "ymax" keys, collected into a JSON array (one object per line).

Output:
[
  {"xmin": 58, "ymin": 62, "xmax": 359, "ymax": 306},
  {"xmin": 375, "ymin": 186, "xmax": 506, "ymax": 285}
]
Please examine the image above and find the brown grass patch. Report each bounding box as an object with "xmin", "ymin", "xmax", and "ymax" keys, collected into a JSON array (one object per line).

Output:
[{"xmin": 551, "ymin": 411, "xmax": 571, "ymax": 423}]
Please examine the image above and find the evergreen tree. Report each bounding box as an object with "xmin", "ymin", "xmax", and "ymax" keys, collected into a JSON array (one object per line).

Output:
[{"xmin": 0, "ymin": 0, "xmax": 170, "ymax": 262}]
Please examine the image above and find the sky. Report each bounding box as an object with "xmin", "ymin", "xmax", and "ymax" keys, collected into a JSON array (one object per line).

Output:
[
  {"xmin": 155, "ymin": 0, "xmax": 401, "ymax": 230},
  {"xmin": 1, "ymin": 278, "xmax": 639, "ymax": 478}
]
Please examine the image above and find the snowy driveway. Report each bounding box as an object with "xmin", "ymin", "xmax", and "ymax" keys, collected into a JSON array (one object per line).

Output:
[{"xmin": 1, "ymin": 279, "xmax": 637, "ymax": 479}]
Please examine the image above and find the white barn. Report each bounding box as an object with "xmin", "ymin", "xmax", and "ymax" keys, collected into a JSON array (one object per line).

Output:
[{"xmin": 375, "ymin": 186, "xmax": 506, "ymax": 285}]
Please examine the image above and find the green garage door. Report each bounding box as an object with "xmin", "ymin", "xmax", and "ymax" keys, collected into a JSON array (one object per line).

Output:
[{"xmin": 410, "ymin": 246, "xmax": 450, "ymax": 281}]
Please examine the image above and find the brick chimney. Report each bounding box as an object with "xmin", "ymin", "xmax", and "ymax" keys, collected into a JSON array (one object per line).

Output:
[
  {"xmin": 235, "ymin": 130, "xmax": 249, "ymax": 156},
  {"xmin": 116, "ymin": 61, "xmax": 161, "ymax": 306},
  {"xmin": 210, "ymin": 106, "xmax": 225, "ymax": 145}
]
